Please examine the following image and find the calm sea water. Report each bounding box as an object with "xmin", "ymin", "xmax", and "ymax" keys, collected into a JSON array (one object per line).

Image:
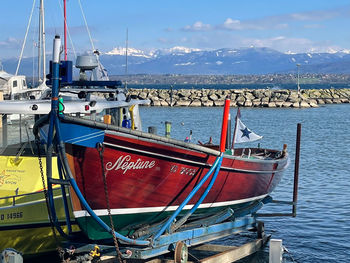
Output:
[{"xmin": 139, "ymin": 104, "xmax": 350, "ymax": 263}]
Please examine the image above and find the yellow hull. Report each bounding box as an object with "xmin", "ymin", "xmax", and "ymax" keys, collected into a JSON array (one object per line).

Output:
[
  {"xmin": 0, "ymin": 156, "xmax": 78, "ymax": 256},
  {"xmin": 0, "ymin": 226, "xmax": 72, "ymax": 257}
]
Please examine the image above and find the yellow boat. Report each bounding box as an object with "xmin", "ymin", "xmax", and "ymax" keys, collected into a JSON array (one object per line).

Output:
[{"xmin": 0, "ymin": 136, "xmax": 78, "ymax": 257}]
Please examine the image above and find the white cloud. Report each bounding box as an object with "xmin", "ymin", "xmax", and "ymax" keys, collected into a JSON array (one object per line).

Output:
[
  {"xmin": 218, "ymin": 18, "xmax": 266, "ymax": 31},
  {"xmin": 180, "ymin": 6, "xmax": 350, "ymax": 34},
  {"xmin": 175, "ymin": 30, "xmax": 344, "ymax": 53},
  {"xmin": 182, "ymin": 21, "xmax": 211, "ymax": 31},
  {"xmin": 0, "ymin": 37, "xmax": 21, "ymax": 49},
  {"xmin": 222, "ymin": 18, "xmax": 242, "ymax": 30}
]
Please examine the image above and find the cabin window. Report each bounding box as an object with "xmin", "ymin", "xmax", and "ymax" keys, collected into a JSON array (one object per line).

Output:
[
  {"xmin": 13, "ymin": 80, "xmax": 18, "ymax": 87},
  {"xmin": 23, "ymin": 79, "xmax": 26, "ymax": 87}
]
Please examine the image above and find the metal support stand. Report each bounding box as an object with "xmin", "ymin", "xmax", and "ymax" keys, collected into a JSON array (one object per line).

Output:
[{"xmin": 257, "ymin": 123, "xmax": 301, "ymax": 218}]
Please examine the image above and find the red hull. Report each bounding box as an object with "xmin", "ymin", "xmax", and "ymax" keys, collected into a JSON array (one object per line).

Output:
[{"xmin": 67, "ymin": 130, "xmax": 288, "ymax": 215}]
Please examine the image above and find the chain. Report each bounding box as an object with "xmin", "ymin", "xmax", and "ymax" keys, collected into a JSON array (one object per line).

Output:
[
  {"xmin": 97, "ymin": 143, "xmax": 125, "ymax": 263},
  {"xmin": 36, "ymin": 139, "xmax": 59, "ymax": 247}
]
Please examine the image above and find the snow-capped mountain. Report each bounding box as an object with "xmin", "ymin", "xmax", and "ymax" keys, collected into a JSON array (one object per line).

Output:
[
  {"xmin": 106, "ymin": 47, "xmax": 154, "ymax": 58},
  {"xmin": 3, "ymin": 46, "xmax": 350, "ymax": 75},
  {"xmin": 100, "ymin": 46, "xmax": 350, "ymax": 75}
]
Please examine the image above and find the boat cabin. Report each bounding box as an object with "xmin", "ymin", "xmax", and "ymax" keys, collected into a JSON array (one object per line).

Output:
[{"xmin": 0, "ymin": 71, "xmax": 28, "ymax": 100}]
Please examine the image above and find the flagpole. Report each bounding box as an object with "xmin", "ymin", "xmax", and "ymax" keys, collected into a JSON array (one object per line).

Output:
[{"xmin": 231, "ymin": 108, "xmax": 240, "ymax": 151}]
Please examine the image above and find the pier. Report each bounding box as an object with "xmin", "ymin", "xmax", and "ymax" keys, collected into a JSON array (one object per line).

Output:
[{"xmin": 128, "ymin": 88, "xmax": 350, "ymax": 108}]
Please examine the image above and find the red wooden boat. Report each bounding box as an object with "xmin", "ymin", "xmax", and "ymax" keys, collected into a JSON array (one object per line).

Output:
[
  {"xmin": 36, "ymin": 36, "xmax": 291, "ymax": 258},
  {"xmin": 60, "ymin": 109, "xmax": 289, "ymax": 241}
]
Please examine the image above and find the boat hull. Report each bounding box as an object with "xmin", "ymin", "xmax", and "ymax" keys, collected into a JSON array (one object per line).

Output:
[
  {"xmin": 66, "ymin": 129, "xmax": 288, "ymax": 240},
  {"xmin": 0, "ymin": 188, "xmax": 78, "ymax": 256},
  {"xmin": 0, "ymin": 155, "xmax": 78, "ymax": 256}
]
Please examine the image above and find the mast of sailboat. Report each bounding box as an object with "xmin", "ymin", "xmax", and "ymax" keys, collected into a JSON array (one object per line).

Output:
[
  {"xmin": 64, "ymin": 0, "xmax": 67, "ymax": 60},
  {"xmin": 38, "ymin": 0, "xmax": 42, "ymax": 82},
  {"xmin": 38, "ymin": 0, "xmax": 46, "ymax": 83},
  {"xmin": 15, "ymin": 0, "xmax": 36, "ymax": 76}
]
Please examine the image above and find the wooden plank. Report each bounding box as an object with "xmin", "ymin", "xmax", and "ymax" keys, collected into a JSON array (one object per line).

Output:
[
  {"xmin": 200, "ymin": 235, "xmax": 270, "ymax": 263},
  {"xmin": 100, "ymin": 256, "xmax": 194, "ymax": 263},
  {"xmin": 192, "ymin": 244, "xmax": 237, "ymax": 252},
  {"xmin": 101, "ymin": 235, "xmax": 269, "ymax": 263}
]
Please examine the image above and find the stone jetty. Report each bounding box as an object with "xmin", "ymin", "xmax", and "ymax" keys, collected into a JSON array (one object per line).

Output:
[{"xmin": 129, "ymin": 88, "xmax": 350, "ymax": 108}]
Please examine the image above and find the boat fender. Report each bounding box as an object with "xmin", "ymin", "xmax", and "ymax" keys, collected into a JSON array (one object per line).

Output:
[{"xmin": 129, "ymin": 104, "xmax": 136, "ymax": 129}]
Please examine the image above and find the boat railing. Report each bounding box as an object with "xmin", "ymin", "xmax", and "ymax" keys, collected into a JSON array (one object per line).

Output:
[{"xmin": 0, "ymin": 187, "xmax": 62, "ymax": 207}]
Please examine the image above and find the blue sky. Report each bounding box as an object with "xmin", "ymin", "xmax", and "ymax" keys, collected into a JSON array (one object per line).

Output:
[{"xmin": 1, "ymin": 0, "xmax": 350, "ymax": 59}]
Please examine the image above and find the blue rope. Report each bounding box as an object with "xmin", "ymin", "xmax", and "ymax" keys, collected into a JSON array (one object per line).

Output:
[
  {"xmin": 173, "ymin": 156, "xmax": 223, "ymax": 230},
  {"xmin": 153, "ymin": 154, "xmax": 223, "ymax": 241}
]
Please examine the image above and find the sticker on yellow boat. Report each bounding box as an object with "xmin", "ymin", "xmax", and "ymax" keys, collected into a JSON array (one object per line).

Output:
[{"xmin": 0, "ymin": 156, "xmax": 59, "ymax": 196}]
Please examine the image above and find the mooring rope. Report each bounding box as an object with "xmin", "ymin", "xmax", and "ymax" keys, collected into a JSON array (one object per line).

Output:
[{"xmin": 97, "ymin": 143, "xmax": 125, "ymax": 263}]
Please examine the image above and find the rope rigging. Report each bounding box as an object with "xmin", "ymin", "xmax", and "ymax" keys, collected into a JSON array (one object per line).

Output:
[{"xmin": 16, "ymin": 0, "xmax": 37, "ymax": 76}]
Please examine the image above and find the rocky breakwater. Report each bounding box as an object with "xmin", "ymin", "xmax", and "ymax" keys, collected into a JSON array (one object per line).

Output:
[{"xmin": 129, "ymin": 88, "xmax": 350, "ymax": 108}]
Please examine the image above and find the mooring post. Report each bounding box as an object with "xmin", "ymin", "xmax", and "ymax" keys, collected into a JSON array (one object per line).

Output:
[
  {"xmin": 292, "ymin": 123, "xmax": 301, "ymax": 217},
  {"xmin": 165, "ymin": 121, "xmax": 172, "ymax": 138}
]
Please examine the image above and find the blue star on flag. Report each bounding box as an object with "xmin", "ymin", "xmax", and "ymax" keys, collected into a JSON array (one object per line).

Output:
[{"xmin": 240, "ymin": 127, "xmax": 252, "ymax": 139}]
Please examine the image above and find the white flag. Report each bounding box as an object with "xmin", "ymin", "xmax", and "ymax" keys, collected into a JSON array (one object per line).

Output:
[{"xmin": 234, "ymin": 118, "xmax": 262, "ymax": 143}]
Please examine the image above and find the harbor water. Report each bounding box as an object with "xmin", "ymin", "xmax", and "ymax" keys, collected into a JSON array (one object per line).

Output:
[
  {"xmin": 2, "ymin": 104, "xmax": 349, "ymax": 262},
  {"xmin": 139, "ymin": 104, "xmax": 350, "ymax": 263}
]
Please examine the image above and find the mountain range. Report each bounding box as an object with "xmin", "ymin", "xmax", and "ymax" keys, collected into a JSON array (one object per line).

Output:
[{"xmin": 2, "ymin": 46, "xmax": 350, "ymax": 76}]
